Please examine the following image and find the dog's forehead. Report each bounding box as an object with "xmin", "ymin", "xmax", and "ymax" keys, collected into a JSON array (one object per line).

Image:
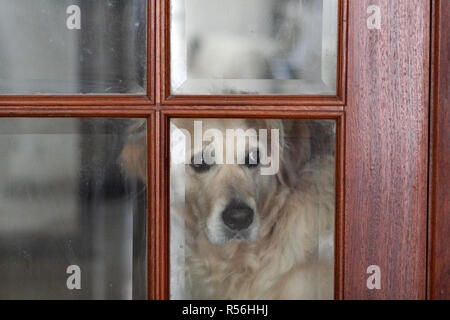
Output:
[{"xmin": 172, "ymin": 118, "xmax": 264, "ymax": 133}]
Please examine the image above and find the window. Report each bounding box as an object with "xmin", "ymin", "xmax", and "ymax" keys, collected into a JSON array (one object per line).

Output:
[
  {"xmin": 0, "ymin": 118, "xmax": 147, "ymax": 299},
  {"xmin": 0, "ymin": 0, "xmax": 147, "ymax": 95},
  {"xmin": 170, "ymin": 0, "xmax": 338, "ymax": 96},
  {"xmin": 0, "ymin": 0, "xmax": 347, "ymax": 300}
]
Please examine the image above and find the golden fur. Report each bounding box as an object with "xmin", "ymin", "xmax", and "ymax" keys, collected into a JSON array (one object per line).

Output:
[{"xmin": 121, "ymin": 119, "xmax": 335, "ymax": 300}]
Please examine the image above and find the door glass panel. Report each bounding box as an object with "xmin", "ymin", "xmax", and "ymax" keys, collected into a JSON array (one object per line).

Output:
[
  {"xmin": 0, "ymin": 0, "xmax": 147, "ymax": 95},
  {"xmin": 0, "ymin": 118, "xmax": 147, "ymax": 299},
  {"xmin": 170, "ymin": 119, "xmax": 336, "ymax": 299},
  {"xmin": 171, "ymin": 0, "xmax": 338, "ymax": 95}
]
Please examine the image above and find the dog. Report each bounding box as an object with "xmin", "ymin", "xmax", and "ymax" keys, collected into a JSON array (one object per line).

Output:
[{"xmin": 121, "ymin": 119, "xmax": 335, "ymax": 300}]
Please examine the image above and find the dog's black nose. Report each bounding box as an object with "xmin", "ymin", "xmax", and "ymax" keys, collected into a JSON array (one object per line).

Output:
[{"xmin": 222, "ymin": 202, "xmax": 254, "ymax": 231}]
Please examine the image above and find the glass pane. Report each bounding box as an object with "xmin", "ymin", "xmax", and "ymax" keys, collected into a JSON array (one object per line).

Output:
[
  {"xmin": 0, "ymin": 118, "xmax": 147, "ymax": 299},
  {"xmin": 170, "ymin": 119, "xmax": 336, "ymax": 299},
  {"xmin": 171, "ymin": 0, "xmax": 338, "ymax": 95},
  {"xmin": 0, "ymin": 0, "xmax": 147, "ymax": 95}
]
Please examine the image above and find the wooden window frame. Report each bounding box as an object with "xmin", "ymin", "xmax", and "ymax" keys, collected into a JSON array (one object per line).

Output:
[
  {"xmin": 0, "ymin": 0, "xmax": 348, "ymax": 300},
  {"xmin": 1, "ymin": 0, "xmax": 435, "ymax": 301},
  {"xmin": 160, "ymin": 0, "xmax": 348, "ymax": 106},
  {"xmin": 0, "ymin": 0, "xmax": 156, "ymax": 108},
  {"xmin": 0, "ymin": 0, "xmax": 347, "ymax": 299},
  {"xmin": 150, "ymin": 110, "xmax": 346, "ymax": 300},
  {"xmin": 154, "ymin": 0, "xmax": 348, "ymax": 299}
]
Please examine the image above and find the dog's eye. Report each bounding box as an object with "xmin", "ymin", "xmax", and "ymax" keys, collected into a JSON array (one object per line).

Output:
[
  {"xmin": 245, "ymin": 150, "xmax": 260, "ymax": 168},
  {"xmin": 190, "ymin": 155, "xmax": 212, "ymax": 173}
]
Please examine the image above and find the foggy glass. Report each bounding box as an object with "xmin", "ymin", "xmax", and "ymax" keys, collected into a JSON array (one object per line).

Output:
[
  {"xmin": 0, "ymin": 0, "xmax": 147, "ymax": 94},
  {"xmin": 0, "ymin": 118, "xmax": 147, "ymax": 299},
  {"xmin": 171, "ymin": 0, "xmax": 338, "ymax": 95},
  {"xmin": 170, "ymin": 119, "xmax": 336, "ymax": 299}
]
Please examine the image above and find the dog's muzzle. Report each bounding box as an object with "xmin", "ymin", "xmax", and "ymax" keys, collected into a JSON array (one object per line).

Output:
[{"xmin": 221, "ymin": 201, "xmax": 254, "ymax": 231}]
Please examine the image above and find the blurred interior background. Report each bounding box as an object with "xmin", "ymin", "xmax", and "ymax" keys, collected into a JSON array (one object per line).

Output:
[
  {"xmin": 0, "ymin": 0, "xmax": 340, "ymax": 299},
  {"xmin": 0, "ymin": 118, "xmax": 147, "ymax": 299},
  {"xmin": 169, "ymin": 119, "xmax": 336, "ymax": 299},
  {"xmin": 171, "ymin": 0, "xmax": 338, "ymax": 95},
  {"xmin": 0, "ymin": 0, "xmax": 147, "ymax": 94}
]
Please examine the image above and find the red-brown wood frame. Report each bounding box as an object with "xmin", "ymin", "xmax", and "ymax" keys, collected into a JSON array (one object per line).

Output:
[
  {"xmin": 428, "ymin": 0, "xmax": 450, "ymax": 300},
  {"xmin": 160, "ymin": 0, "xmax": 348, "ymax": 106},
  {"xmin": 152, "ymin": 110, "xmax": 346, "ymax": 300},
  {"xmin": 152, "ymin": 0, "xmax": 348, "ymax": 299},
  {"xmin": 0, "ymin": 0, "xmax": 439, "ymax": 301},
  {"xmin": 0, "ymin": 0, "xmax": 156, "ymax": 108},
  {"xmin": 0, "ymin": 0, "xmax": 348, "ymax": 301}
]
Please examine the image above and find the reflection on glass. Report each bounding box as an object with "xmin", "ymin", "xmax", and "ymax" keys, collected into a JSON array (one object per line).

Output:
[
  {"xmin": 0, "ymin": 0, "xmax": 147, "ymax": 94},
  {"xmin": 0, "ymin": 118, "xmax": 147, "ymax": 299},
  {"xmin": 169, "ymin": 119, "xmax": 336, "ymax": 299},
  {"xmin": 171, "ymin": 0, "xmax": 338, "ymax": 95}
]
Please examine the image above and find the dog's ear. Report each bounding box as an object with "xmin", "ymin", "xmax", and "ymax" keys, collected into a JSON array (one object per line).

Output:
[
  {"xmin": 277, "ymin": 121, "xmax": 312, "ymax": 188},
  {"xmin": 255, "ymin": 119, "xmax": 308, "ymax": 187},
  {"xmin": 119, "ymin": 121, "xmax": 147, "ymax": 181}
]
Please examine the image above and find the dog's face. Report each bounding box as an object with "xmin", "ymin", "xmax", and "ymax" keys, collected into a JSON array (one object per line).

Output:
[
  {"xmin": 121, "ymin": 118, "xmax": 314, "ymax": 247},
  {"xmin": 173, "ymin": 119, "xmax": 285, "ymax": 246}
]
